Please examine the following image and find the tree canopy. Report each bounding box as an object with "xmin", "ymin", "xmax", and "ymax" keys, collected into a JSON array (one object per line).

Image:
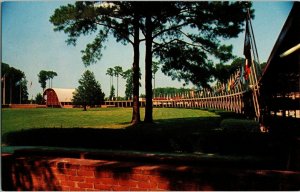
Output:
[
  {"xmin": 1, "ymin": 62, "xmax": 28, "ymax": 104},
  {"xmin": 50, "ymin": 1, "xmax": 254, "ymax": 123},
  {"xmin": 38, "ymin": 70, "xmax": 58, "ymax": 91},
  {"xmin": 214, "ymin": 57, "xmax": 245, "ymax": 84},
  {"xmin": 50, "ymin": 1, "xmax": 143, "ymax": 123}
]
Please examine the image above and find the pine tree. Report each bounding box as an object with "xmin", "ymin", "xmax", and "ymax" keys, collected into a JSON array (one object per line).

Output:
[{"xmin": 73, "ymin": 70, "xmax": 105, "ymax": 111}]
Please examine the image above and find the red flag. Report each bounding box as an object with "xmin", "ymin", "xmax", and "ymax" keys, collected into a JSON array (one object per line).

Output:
[{"xmin": 244, "ymin": 59, "xmax": 251, "ymax": 80}]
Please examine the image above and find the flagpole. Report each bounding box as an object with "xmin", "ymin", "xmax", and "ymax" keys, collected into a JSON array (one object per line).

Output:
[
  {"xmin": 10, "ymin": 77, "xmax": 12, "ymax": 105},
  {"xmin": 2, "ymin": 74, "xmax": 6, "ymax": 105},
  {"xmin": 247, "ymin": 9, "xmax": 261, "ymax": 120},
  {"xmin": 247, "ymin": 8, "xmax": 260, "ymax": 66},
  {"xmin": 19, "ymin": 82, "xmax": 21, "ymax": 104}
]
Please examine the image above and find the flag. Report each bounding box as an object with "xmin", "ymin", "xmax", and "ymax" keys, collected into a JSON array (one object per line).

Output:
[
  {"xmin": 244, "ymin": 19, "xmax": 252, "ymax": 80},
  {"xmin": 233, "ymin": 69, "xmax": 241, "ymax": 87},
  {"xmin": 228, "ymin": 75, "xmax": 233, "ymax": 90},
  {"xmin": 244, "ymin": 62, "xmax": 251, "ymax": 80},
  {"xmin": 244, "ymin": 20, "xmax": 252, "ymax": 66}
]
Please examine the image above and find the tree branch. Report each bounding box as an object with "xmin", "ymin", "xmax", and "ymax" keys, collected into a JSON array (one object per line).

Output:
[
  {"xmin": 152, "ymin": 22, "xmax": 188, "ymax": 39},
  {"xmin": 94, "ymin": 20, "xmax": 134, "ymax": 44}
]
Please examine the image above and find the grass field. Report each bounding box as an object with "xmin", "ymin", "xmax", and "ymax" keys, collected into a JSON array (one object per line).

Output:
[
  {"xmin": 2, "ymin": 107, "xmax": 220, "ymax": 134},
  {"xmin": 4, "ymin": 107, "xmax": 282, "ymax": 158}
]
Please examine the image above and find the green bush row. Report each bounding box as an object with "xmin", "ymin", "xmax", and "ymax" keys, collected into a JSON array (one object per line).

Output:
[{"xmin": 220, "ymin": 119, "xmax": 260, "ymax": 133}]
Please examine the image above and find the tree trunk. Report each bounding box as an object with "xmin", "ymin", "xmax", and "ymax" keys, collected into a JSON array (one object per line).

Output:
[
  {"xmin": 117, "ymin": 75, "xmax": 119, "ymax": 99},
  {"xmin": 144, "ymin": 15, "xmax": 153, "ymax": 123},
  {"xmin": 83, "ymin": 105, "xmax": 87, "ymax": 111},
  {"xmin": 153, "ymin": 74, "xmax": 155, "ymax": 98},
  {"xmin": 131, "ymin": 12, "xmax": 141, "ymax": 125}
]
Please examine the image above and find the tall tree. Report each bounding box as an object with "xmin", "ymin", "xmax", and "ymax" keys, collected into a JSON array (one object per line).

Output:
[
  {"xmin": 17, "ymin": 78, "xmax": 29, "ymax": 104},
  {"xmin": 140, "ymin": 2, "xmax": 253, "ymax": 122},
  {"xmin": 109, "ymin": 85, "xmax": 115, "ymax": 100},
  {"xmin": 2, "ymin": 62, "xmax": 28, "ymax": 104},
  {"xmin": 113, "ymin": 66, "xmax": 123, "ymax": 99},
  {"xmin": 35, "ymin": 93, "xmax": 44, "ymax": 105},
  {"xmin": 38, "ymin": 70, "xmax": 58, "ymax": 90},
  {"xmin": 122, "ymin": 69, "xmax": 133, "ymax": 100},
  {"xmin": 50, "ymin": 2, "xmax": 142, "ymax": 124},
  {"xmin": 152, "ymin": 61, "xmax": 160, "ymax": 98},
  {"xmin": 47, "ymin": 71, "xmax": 58, "ymax": 88},
  {"xmin": 122, "ymin": 68, "xmax": 141, "ymax": 100},
  {"xmin": 72, "ymin": 70, "xmax": 105, "ymax": 111},
  {"xmin": 38, "ymin": 70, "xmax": 48, "ymax": 92},
  {"xmin": 106, "ymin": 67, "xmax": 114, "ymax": 96}
]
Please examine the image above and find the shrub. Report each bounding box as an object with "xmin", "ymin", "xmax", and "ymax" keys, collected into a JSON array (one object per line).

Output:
[{"xmin": 220, "ymin": 119, "xmax": 260, "ymax": 133}]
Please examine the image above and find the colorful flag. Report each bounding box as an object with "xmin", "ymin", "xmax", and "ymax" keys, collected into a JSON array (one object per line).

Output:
[{"xmin": 233, "ymin": 69, "xmax": 241, "ymax": 88}]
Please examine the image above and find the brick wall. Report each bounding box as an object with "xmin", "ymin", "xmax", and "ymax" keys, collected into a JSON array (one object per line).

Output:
[
  {"xmin": 10, "ymin": 104, "xmax": 39, "ymax": 108},
  {"xmin": 2, "ymin": 153, "xmax": 300, "ymax": 191}
]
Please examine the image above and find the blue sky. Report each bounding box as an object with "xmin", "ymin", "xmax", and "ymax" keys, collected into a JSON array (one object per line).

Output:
[{"xmin": 2, "ymin": 1, "xmax": 293, "ymax": 99}]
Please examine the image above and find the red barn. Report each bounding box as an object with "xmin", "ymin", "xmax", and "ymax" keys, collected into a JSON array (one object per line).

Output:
[{"xmin": 43, "ymin": 88, "xmax": 75, "ymax": 108}]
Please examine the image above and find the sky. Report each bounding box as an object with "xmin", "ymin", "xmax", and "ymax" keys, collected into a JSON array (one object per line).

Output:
[{"xmin": 1, "ymin": 1, "xmax": 294, "ymax": 99}]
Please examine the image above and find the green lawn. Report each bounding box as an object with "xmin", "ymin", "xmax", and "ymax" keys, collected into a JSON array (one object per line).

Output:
[
  {"xmin": 2, "ymin": 107, "xmax": 219, "ymax": 134},
  {"xmin": 3, "ymin": 107, "xmax": 286, "ymax": 159}
]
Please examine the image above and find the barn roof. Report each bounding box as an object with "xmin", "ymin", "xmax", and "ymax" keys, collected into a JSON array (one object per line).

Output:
[{"xmin": 45, "ymin": 88, "xmax": 75, "ymax": 103}]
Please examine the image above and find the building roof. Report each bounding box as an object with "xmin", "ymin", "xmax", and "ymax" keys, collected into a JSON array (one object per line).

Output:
[
  {"xmin": 45, "ymin": 88, "xmax": 75, "ymax": 103},
  {"xmin": 259, "ymin": 2, "xmax": 300, "ymax": 94}
]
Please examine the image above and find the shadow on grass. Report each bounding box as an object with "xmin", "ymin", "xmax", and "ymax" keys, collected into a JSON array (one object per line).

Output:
[
  {"xmin": 2, "ymin": 117, "xmax": 219, "ymax": 153},
  {"xmin": 2, "ymin": 113, "xmax": 300, "ymax": 190},
  {"xmin": 1, "ymin": 115, "xmax": 291, "ymax": 158}
]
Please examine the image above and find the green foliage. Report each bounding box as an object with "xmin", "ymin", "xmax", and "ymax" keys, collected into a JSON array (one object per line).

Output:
[
  {"xmin": 113, "ymin": 66, "xmax": 123, "ymax": 78},
  {"xmin": 35, "ymin": 93, "xmax": 44, "ymax": 104},
  {"xmin": 50, "ymin": 2, "xmax": 253, "ymax": 122},
  {"xmin": 106, "ymin": 68, "xmax": 114, "ymax": 77},
  {"xmin": 153, "ymin": 87, "xmax": 191, "ymax": 97},
  {"xmin": 81, "ymin": 31, "xmax": 108, "ymax": 66},
  {"xmin": 50, "ymin": 2, "xmax": 132, "ymax": 67},
  {"xmin": 214, "ymin": 57, "xmax": 245, "ymax": 83},
  {"xmin": 38, "ymin": 70, "xmax": 48, "ymax": 91},
  {"xmin": 122, "ymin": 69, "xmax": 133, "ymax": 100},
  {"xmin": 1, "ymin": 62, "xmax": 28, "ymax": 104},
  {"xmin": 152, "ymin": 61, "xmax": 160, "ymax": 76},
  {"xmin": 151, "ymin": 2, "xmax": 254, "ymax": 88},
  {"xmin": 121, "ymin": 68, "xmax": 141, "ymax": 100},
  {"xmin": 220, "ymin": 119, "xmax": 260, "ymax": 133},
  {"xmin": 113, "ymin": 66, "xmax": 123, "ymax": 98},
  {"xmin": 109, "ymin": 85, "xmax": 115, "ymax": 100},
  {"xmin": 38, "ymin": 70, "xmax": 58, "ymax": 90},
  {"xmin": 72, "ymin": 70, "xmax": 105, "ymax": 110}
]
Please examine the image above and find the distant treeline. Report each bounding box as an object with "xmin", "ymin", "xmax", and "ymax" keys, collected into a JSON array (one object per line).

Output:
[
  {"xmin": 1, "ymin": 62, "xmax": 29, "ymax": 104},
  {"xmin": 153, "ymin": 87, "xmax": 192, "ymax": 98}
]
